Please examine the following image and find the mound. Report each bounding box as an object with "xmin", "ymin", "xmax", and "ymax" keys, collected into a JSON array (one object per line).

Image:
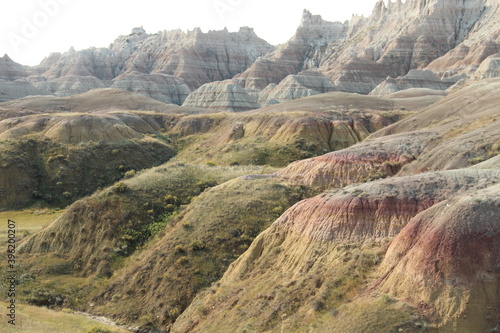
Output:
[
  {"xmin": 0, "ymin": 113, "xmax": 153, "ymax": 143},
  {"xmin": 169, "ymin": 91, "xmax": 432, "ymax": 167},
  {"xmin": 92, "ymin": 175, "xmax": 302, "ymax": 329},
  {"xmin": 277, "ymin": 78, "xmax": 500, "ymax": 190},
  {"xmin": 172, "ymin": 169, "xmax": 500, "ymax": 332},
  {"xmin": 377, "ymin": 184, "xmax": 500, "ymax": 331},
  {"xmin": 371, "ymin": 78, "xmax": 500, "ymax": 138},
  {"xmin": 18, "ymin": 163, "xmax": 268, "ymax": 276},
  {"xmin": 0, "ymin": 136, "xmax": 175, "ymax": 208},
  {"xmin": 0, "ymin": 88, "xmax": 207, "ymax": 116},
  {"xmin": 276, "ymin": 131, "xmax": 428, "ymax": 189}
]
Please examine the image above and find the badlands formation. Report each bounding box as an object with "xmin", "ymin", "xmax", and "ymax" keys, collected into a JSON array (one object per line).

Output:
[{"xmin": 0, "ymin": 0, "xmax": 499, "ymax": 333}]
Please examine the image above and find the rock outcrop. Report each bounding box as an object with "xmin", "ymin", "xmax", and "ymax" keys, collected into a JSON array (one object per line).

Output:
[
  {"xmin": 258, "ymin": 70, "xmax": 335, "ymax": 105},
  {"xmin": 235, "ymin": 10, "xmax": 348, "ymax": 90},
  {"xmin": 0, "ymin": 27, "xmax": 274, "ymax": 103},
  {"xmin": 38, "ymin": 27, "xmax": 273, "ymax": 93},
  {"xmin": 0, "ymin": 54, "xmax": 32, "ymax": 80},
  {"xmin": 369, "ymin": 69, "xmax": 460, "ymax": 96},
  {"xmin": 27, "ymin": 75, "xmax": 106, "ymax": 97},
  {"xmin": 2, "ymin": 0, "xmax": 500, "ymax": 105},
  {"xmin": 0, "ymin": 80, "xmax": 51, "ymax": 103},
  {"xmin": 182, "ymin": 80, "xmax": 260, "ymax": 112},
  {"xmin": 111, "ymin": 71, "xmax": 191, "ymax": 105},
  {"xmin": 425, "ymin": 0, "xmax": 500, "ymax": 78},
  {"xmin": 471, "ymin": 53, "xmax": 500, "ymax": 80},
  {"xmin": 233, "ymin": 0, "xmax": 500, "ymax": 95},
  {"xmin": 112, "ymin": 27, "xmax": 274, "ymax": 90}
]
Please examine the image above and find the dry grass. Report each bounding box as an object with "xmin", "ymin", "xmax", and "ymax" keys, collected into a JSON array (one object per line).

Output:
[
  {"xmin": 0, "ymin": 209, "xmax": 63, "ymax": 248},
  {"xmin": 0, "ymin": 301, "xmax": 129, "ymax": 333}
]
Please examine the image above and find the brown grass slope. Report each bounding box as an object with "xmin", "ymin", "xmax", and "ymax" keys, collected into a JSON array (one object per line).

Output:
[
  {"xmin": 14, "ymin": 162, "xmax": 305, "ymax": 331},
  {"xmin": 91, "ymin": 175, "xmax": 303, "ymax": 330},
  {"xmin": 277, "ymin": 78, "xmax": 500, "ymax": 190},
  {"xmin": 0, "ymin": 88, "xmax": 210, "ymax": 208},
  {"xmin": 377, "ymin": 183, "xmax": 500, "ymax": 332},
  {"xmin": 18, "ymin": 162, "xmax": 271, "ymax": 277},
  {"xmin": 0, "ymin": 88, "xmax": 425, "ymax": 208},
  {"xmin": 0, "ymin": 118, "xmax": 176, "ymax": 208},
  {"xmin": 167, "ymin": 91, "xmax": 437, "ymax": 167},
  {"xmin": 0, "ymin": 88, "xmax": 208, "ymax": 118},
  {"xmin": 171, "ymin": 169, "xmax": 500, "ymax": 333}
]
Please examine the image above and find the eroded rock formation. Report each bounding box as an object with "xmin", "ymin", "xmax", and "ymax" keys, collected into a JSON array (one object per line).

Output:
[{"xmin": 182, "ymin": 80, "xmax": 260, "ymax": 112}]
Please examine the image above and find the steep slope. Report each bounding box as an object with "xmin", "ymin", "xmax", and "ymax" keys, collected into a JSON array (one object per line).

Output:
[
  {"xmin": 171, "ymin": 91, "xmax": 433, "ymax": 167},
  {"xmin": 0, "ymin": 88, "xmax": 424, "ymax": 208},
  {"xmin": 258, "ymin": 70, "xmax": 336, "ymax": 105},
  {"xmin": 91, "ymin": 175, "xmax": 302, "ymax": 330},
  {"xmin": 0, "ymin": 54, "xmax": 32, "ymax": 80},
  {"xmin": 18, "ymin": 163, "xmax": 271, "ymax": 276},
  {"xmin": 278, "ymin": 78, "xmax": 500, "ymax": 190},
  {"xmin": 0, "ymin": 80, "xmax": 51, "ymax": 103},
  {"xmin": 38, "ymin": 27, "xmax": 273, "ymax": 92},
  {"xmin": 1, "ymin": 27, "xmax": 273, "ymax": 104},
  {"xmin": 2, "ymin": 0, "xmax": 499, "ymax": 105},
  {"xmin": 235, "ymin": 10, "xmax": 348, "ymax": 90},
  {"xmin": 377, "ymin": 183, "xmax": 500, "ymax": 332},
  {"xmin": 234, "ymin": 0, "xmax": 500, "ymax": 95},
  {"xmin": 0, "ymin": 127, "xmax": 175, "ymax": 208},
  {"xmin": 182, "ymin": 80, "xmax": 260, "ymax": 112},
  {"xmin": 16, "ymin": 163, "xmax": 302, "ymax": 331},
  {"xmin": 370, "ymin": 69, "xmax": 459, "ymax": 96},
  {"xmin": 321, "ymin": 0, "xmax": 498, "ymax": 93},
  {"xmin": 110, "ymin": 72, "xmax": 191, "ymax": 105},
  {"xmin": 0, "ymin": 89, "xmax": 210, "ymax": 208},
  {"xmin": 172, "ymin": 170, "xmax": 500, "ymax": 333},
  {"xmin": 472, "ymin": 53, "xmax": 500, "ymax": 79},
  {"xmin": 426, "ymin": 0, "xmax": 500, "ymax": 77},
  {"xmin": 0, "ymin": 88, "xmax": 206, "ymax": 118}
]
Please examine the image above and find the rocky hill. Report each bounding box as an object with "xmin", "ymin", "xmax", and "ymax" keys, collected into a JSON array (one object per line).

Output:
[
  {"xmin": 1, "ymin": 27, "xmax": 273, "ymax": 104},
  {"xmin": 2, "ymin": 0, "xmax": 499, "ymax": 110},
  {"xmin": 1, "ymin": 1, "xmax": 499, "ymax": 333}
]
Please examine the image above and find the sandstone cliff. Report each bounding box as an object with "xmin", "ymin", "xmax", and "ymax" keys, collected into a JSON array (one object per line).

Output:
[
  {"xmin": 0, "ymin": 54, "xmax": 32, "ymax": 80},
  {"xmin": 0, "ymin": 27, "xmax": 273, "ymax": 104},
  {"xmin": 182, "ymin": 80, "xmax": 260, "ymax": 112},
  {"xmin": 233, "ymin": 0, "xmax": 500, "ymax": 97},
  {"xmin": 2, "ymin": 0, "xmax": 500, "ymax": 105},
  {"xmin": 111, "ymin": 71, "xmax": 191, "ymax": 105},
  {"xmin": 0, "ymin": 80, "xmax": 51, "ymax": 103},
  {"xmin": 369, "ymin": 70, "xmax": 459, "ymax": 96},
  {"xmin": 234, "ymin": 10, "xmax": 348, "ymax": 90},
  {"xmin": 258, "ymin": 70, "xmax": 335, "ymax": 105},
  {"xmin": 38, "ymin": 26, "xmax": 273, "ymax": 93}
]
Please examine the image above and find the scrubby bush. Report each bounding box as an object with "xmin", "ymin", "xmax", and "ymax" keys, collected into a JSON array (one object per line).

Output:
[
  {"xmin": 124, "ymin": 169, "xmax": 136, "ymax": 178},
  {"xmin": 87, "ymin": 328, "xmax": 112, "ymax": 333},
  {"xmin": 113, "ymin": 182, "xmax": 128, "ymax": 193}
]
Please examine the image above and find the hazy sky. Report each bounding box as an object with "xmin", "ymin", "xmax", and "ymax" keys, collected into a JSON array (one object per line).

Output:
[{"xmin": 1, "ymin": 0, "xmax": 381, "ymax": 66}]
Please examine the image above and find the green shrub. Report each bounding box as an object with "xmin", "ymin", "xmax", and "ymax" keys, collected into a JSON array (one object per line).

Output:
[
  {"xmin": 468, "ymin": 156, "xmax": 486, "ymax": 165},
  {"xmin": 113, "ymin": 182, "xmax": 128, "ymax": 193},
  {"xmin": 190, "ymin": 241, "xmax": 206, "ymax": 252},
  {"xmin": 87, "ymin": 328, "xmax": 112, "ymax": 333},
  {"xmin": 124, "ymin": 169, "xmax": 136, "ymax": 178}
]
